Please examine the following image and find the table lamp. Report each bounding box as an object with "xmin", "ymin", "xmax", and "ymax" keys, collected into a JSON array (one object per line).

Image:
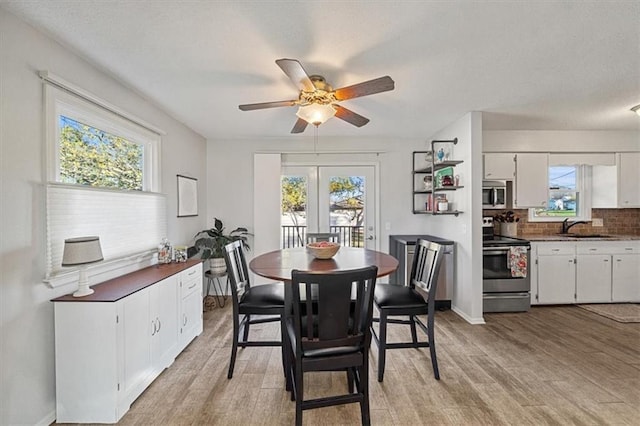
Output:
[{"xmin": 62, "ymin": 236, "xmax": 104, "ymax": 297}]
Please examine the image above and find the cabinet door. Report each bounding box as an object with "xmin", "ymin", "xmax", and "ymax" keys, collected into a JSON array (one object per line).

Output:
[
  {"xmin": 537, "ymin": 255, "xmax": 575, "ymax": 304},
  {"xmin": 181, "ymin": 290, "xmax": 203, "ymax": 347},
  {"xmin": 576, "ymin": 255, "xmax": 612, "ymax": 303},
  {"xmin": 484, "ymin": 153, "xmax": 514, "ymax": 180},
  {"xmin": 612, "ymin": 254, "xmax": 640, "ymax": 302},
  {"xmin": 618, "ymin": 153, "xmax": 640, "ymax": 207},
  {"xmin": 122, "ymin": 288, "xmax": 152, "ymax": 402},
  {"xmin": 514, "ymin": 153, "xmax": 548, "ymax": 208},
  {"xmin": 150, "ymin": 275, "xmax": 179, "ymax": 370}
]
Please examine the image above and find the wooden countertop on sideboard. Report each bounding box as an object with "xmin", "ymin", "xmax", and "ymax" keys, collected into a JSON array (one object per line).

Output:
[{"xmin": 52, "ymin": 259, "xmax": 203, "ymax": 303}]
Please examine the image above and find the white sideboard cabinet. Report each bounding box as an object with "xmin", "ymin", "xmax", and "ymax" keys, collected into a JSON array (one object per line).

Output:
[{"xmin": 53, "ymin": 260, "xmax": 203, "ymax": 424}]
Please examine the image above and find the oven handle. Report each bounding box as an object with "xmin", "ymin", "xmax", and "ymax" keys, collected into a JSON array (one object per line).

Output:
[{"xmin": 483, "ymin": 246, "xmax": 530, "ymax": 254}]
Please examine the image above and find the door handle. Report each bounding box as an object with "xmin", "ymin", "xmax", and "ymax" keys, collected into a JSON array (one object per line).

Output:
[{"xmin": 367, "ymin": 236, "xmax": 374, "ymax": 240}]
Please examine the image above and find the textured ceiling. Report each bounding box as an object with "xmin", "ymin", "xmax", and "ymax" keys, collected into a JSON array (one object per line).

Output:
[{"xmin": 2, "ymin": 1, "xmax": 639, "ymax": 140}]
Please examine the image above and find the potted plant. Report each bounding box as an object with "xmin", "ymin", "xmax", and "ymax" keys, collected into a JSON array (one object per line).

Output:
[
  {"xmin": 494, "ymin": 211, "xmax": 520, "ymax": 237},
  {"xmin": 194, "ymin": 218, "xmax": 251, "ymax": 273}
]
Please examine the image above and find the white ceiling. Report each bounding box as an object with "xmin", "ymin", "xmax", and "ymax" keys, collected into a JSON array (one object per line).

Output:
[{"xmin": 2, "ymin": 1, "xmax": 639, "ymax": 140}]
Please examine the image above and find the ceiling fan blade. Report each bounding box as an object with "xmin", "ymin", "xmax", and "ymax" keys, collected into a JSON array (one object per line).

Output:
[
  {"xmin": 334, "ymin": 76, "xmax": 395, "ymax": 101},
  {"xmin": 238, "ymin": 100, "xmax": 297, "ymax": 111},
  {"xmin": 291, "ymin": 118, "xmax": 309, "ymax": 134},
  {"xmin": 334, "ymin": 105, "xmax": 370, "ymax": 127},
  {"xmin": 276, "ymin": 58, "xmax": 315, "ymax": 92}
]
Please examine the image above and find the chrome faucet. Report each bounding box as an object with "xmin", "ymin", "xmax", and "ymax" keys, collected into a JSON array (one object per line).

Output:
[{"xmin": 561, "ymin": 218, "xmax": 587, "ymax": 234}]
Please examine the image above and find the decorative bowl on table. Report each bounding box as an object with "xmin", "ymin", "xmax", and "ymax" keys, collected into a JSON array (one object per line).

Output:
[{"xmin": 306, "ymin": 242, "xmax": 341, "ymax": 259}]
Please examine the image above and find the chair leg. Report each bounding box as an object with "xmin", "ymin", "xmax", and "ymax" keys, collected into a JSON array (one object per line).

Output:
[
  {"xmin": 360, "ymin": 358, "xmax": 371, "ymax": 426},
  {"xmin": 347, "ymin": 368, "xmax": 355, "ymax": 394},
  {"xmin": 377, "ymin": 311, "xmax": 387, "ymax": 382},
  {"xmin": 294, "ymin": 364, "xmax": 304, "ymax": 426},
  {"xmin": 228, "ymin": 313, "xmax": 240, "ymax": 379},
  {"xmin": 409, "ymin": 315, "xmax": 419, "ymax": 347},
  {"xmin": 242, "ymin": 314, "xmax": 251, "ymax": 342},
  {"xmin": 427, "ymin": 315, "xmax": 440, "ymax": 380}
]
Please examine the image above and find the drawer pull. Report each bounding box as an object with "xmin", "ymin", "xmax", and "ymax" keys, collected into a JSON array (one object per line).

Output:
[
  {"xmin": 188, "ymin": 282, "xmax": 197, "ymax": 290},
  {"xmin": 188, "ymin": 269, "xmax": 197, "ymax": 276}
]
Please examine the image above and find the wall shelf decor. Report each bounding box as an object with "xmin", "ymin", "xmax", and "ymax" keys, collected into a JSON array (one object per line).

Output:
[{"xmin": 412, "ymin": 138, "xmax": 464, "ymax": 216}]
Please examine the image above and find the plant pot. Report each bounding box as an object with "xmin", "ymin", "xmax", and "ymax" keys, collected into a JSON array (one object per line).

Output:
[
  {"xmin": 209, "ymin": 257, "xmax": 227, "ymax": 274},
  {"xmin": 500, "ymin": 222, "xmax": 518, "ymax": 237}
]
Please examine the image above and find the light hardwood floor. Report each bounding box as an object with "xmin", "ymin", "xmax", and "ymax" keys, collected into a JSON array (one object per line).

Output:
[{"xmin": 63, "ymin": 303, "xmax": 640, "ymax": 425}]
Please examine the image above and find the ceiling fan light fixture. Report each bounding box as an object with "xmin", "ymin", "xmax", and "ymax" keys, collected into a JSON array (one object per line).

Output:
[
  {"xmin": 631, "ymin": 104, "xmax": 640, "ymax": 116},
  {"xmin": 296, "ymin": 103, "xmax": 336, "ymax": 126}
]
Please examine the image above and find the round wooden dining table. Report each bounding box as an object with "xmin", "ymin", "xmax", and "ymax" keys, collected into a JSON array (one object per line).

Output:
[{"xmin": 249, "ymin": 246, "xmax": 398, "ymax": 282}]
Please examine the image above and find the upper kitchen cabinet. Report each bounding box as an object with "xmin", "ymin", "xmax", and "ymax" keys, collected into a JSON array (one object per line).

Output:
[
  {"xmin": 514, "ymin": 153, "xmax": 548, "ymax": 208},
  {"xmin": 483, "ymin": 153, "xmax": 514, "ymax": 180},
  {"xmin": 617, "ymin": 153, "xmax": 640, "ymax": 207}
]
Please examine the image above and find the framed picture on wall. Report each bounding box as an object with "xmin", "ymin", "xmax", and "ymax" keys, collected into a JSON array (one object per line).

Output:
[{"xmin": 177, "ymin": 175, "xmax": 198, "ymax": 217}]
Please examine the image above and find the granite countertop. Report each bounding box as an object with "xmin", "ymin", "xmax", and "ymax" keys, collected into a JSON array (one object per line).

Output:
[{"xmin": 519, "ymin": 233, "xmax": 640, "ymax": 242}]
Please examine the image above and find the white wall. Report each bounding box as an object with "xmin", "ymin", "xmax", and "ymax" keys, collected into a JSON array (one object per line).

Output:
[
  {"xmin": 484, "ymin": 130, "xmax": 640, "ymax": 152},
  {"xmin": 0, "ymin": 9, "xmax": 207, "ymax": 425},
  {"xmin": 427, "ymin": 112, "xmax": 484, "ymax": 323}
]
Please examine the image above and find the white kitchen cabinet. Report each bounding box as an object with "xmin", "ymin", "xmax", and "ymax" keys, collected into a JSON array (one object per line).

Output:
[
  {"xmin": 612, "ymin": 246, "xmax": 640, "ymax": 302},
  {"xmin": 178, "ymin": 264, "xmax": 203, "ymax": 350},
  {"xmin": 53, "ymin": 260, "xmax": 202, "ymax": 423},
  {"xmin": 536, "ymin": 243, "xmax": 575, "ymax": 304},
  {"xmin": 617, "ymin": 153, "xmax": 640, "ymax": 207},
  {"xmin": 150, "ymin": 275, "xmax": 179, "ymax": 369},
  {"xmin": 575, "ymin": 254, "xmax": 611, "ymax": 303},
  {"xmin": 514, "ymin": 153, "xmax": 548, "ymax": 208},
  {"xmin": 483, "ymin": 153, "xmax": 515, "ymax": 180}
]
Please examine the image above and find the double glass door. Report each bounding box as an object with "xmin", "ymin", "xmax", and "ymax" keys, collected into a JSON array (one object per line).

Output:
[{"xmin": 281, "ymin": 166, "xmax": 376, "ymax": 249}]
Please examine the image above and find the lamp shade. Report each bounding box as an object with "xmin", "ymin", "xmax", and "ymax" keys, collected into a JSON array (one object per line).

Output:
[
  {"xmin": 61, "ymin": 236, "xmax": 104, "ymax": 266},
  {"xmin": 296, "ymin": 103, "xmax": 336, "ymax": 126}
]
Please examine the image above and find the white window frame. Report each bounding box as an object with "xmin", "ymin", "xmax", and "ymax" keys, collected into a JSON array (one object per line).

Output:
[
  {"xmin": 45, "ymin": 85, "xmax": 161, "ymax": 192},
  {"xmin": 528, "ymin": 165, "xmax": 592, "ymax": 222},
  {"xmin": 42, "ymin": 72, "xmax": 166, "ymax": 289}
]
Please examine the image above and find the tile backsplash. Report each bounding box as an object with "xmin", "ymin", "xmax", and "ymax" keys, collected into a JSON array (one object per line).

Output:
[{"xmin": 484, "ymin": 208, "xmax": 640, "ymax": 236}]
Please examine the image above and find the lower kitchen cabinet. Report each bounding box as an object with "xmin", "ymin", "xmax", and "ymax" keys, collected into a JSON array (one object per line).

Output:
[
  {"xmin": 576, "ymin": 254, "xmax": 611, "ymax": 303},
  {"xmin": 52, "ymin": 260, "xmax": 203, "ymax": 424},
  {"xmin": 612, "ymin": 253, "xmax": 640, "ymax": 302},
  {"xmin": 533, "ymin": 241, "xmax": 640, "ymax": 306},
  {"xmin": 537, "ymin": 251, "xmax": 576, "ymax": 304}
]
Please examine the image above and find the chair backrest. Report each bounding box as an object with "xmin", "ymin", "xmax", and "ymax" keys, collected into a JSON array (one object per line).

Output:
[
  {"xmin": 223, "ymin": 240, "xmax": 251, "ymax": 300},
  {"xmin": 409, "ymin": 239, "xmax": 445, "ymax": 306},
  {"xmin": 289, "ymin": 266, "xmax": 378, "ymax": 355},
  {"xmin": 306, "ymin": 232, "xmax": 341, "ymax": 245}
]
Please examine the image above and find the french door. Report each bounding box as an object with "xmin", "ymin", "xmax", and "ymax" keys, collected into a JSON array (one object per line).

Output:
[{"xmin": 281, "ymin": 165, "xmax": 376, "ymax": 249}]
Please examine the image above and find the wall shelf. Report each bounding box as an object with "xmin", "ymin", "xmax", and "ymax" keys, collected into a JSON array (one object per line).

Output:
[{"xmin": 412, "ymin": 138, "xmax": 464, "ymax": 216}]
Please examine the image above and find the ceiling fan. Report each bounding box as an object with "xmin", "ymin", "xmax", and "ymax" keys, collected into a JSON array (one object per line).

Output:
[{"xmin": 238, "ymin": 58, "xmax": 395, "ymax": 133}]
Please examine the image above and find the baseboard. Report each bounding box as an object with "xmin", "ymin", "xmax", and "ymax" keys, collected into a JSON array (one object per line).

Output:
[
  {"xmin": 35, "ymin": 410, "xmax": 56, "ymax": 426},
  {"xmin": 451, "ymin": 306, "xmax": 486, "ymax": 325}
]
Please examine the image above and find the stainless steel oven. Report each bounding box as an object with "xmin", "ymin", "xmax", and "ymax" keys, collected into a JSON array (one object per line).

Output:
[{"xmin": 482, "ymin": 217, "xmax": 531, "ymax": 312}]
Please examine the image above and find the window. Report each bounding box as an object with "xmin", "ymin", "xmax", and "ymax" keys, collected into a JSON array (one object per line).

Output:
[
  {"xmin": 529, "ymin": 165, "xmax": 591, "ymax": 222},
  {"xmin": 59, "ymin": 116, "xmax": 144, "ymax": 190},
  {"xmin": 42, "ymin": 73, "xmax": 165, "ymax": 287}
]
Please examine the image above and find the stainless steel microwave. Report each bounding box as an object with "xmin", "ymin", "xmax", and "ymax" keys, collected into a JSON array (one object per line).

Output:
[{"xmin": 482, "ymin": 181, "xmax": 507, "ymax": 209}]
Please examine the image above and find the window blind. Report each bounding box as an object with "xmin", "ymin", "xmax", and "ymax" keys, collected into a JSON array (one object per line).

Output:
[{"xmin": 46, "ymin": 184, "xmax": 167, "ymax": 278}]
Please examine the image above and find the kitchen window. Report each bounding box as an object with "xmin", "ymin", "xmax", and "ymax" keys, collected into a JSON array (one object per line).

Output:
[{"xmin": 529, "ymin": 165, "xmax": 591, "ymax": 222}]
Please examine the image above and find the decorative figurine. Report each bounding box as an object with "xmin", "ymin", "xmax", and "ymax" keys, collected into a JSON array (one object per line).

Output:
[{"xmin": 436, "ymin": 148, "xmax": 445, "ymax": 163}]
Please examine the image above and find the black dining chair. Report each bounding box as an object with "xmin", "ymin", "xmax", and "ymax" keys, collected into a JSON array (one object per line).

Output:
[
  {"xmin": 285, "ymin": 266, "xmax": 378, "ymax": 426},
  {"xmin": 371, "ymin": 239, "xmax": 445, "ymax": 382},
  {"xmin": 223, "ymin": 240, "xmax": 285, "ymax": 379}
]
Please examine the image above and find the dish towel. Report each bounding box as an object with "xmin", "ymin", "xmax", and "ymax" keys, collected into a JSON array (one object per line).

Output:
[{"xmin": 509, "ymin": 246, "xmax": 528, "ymax": 278}]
